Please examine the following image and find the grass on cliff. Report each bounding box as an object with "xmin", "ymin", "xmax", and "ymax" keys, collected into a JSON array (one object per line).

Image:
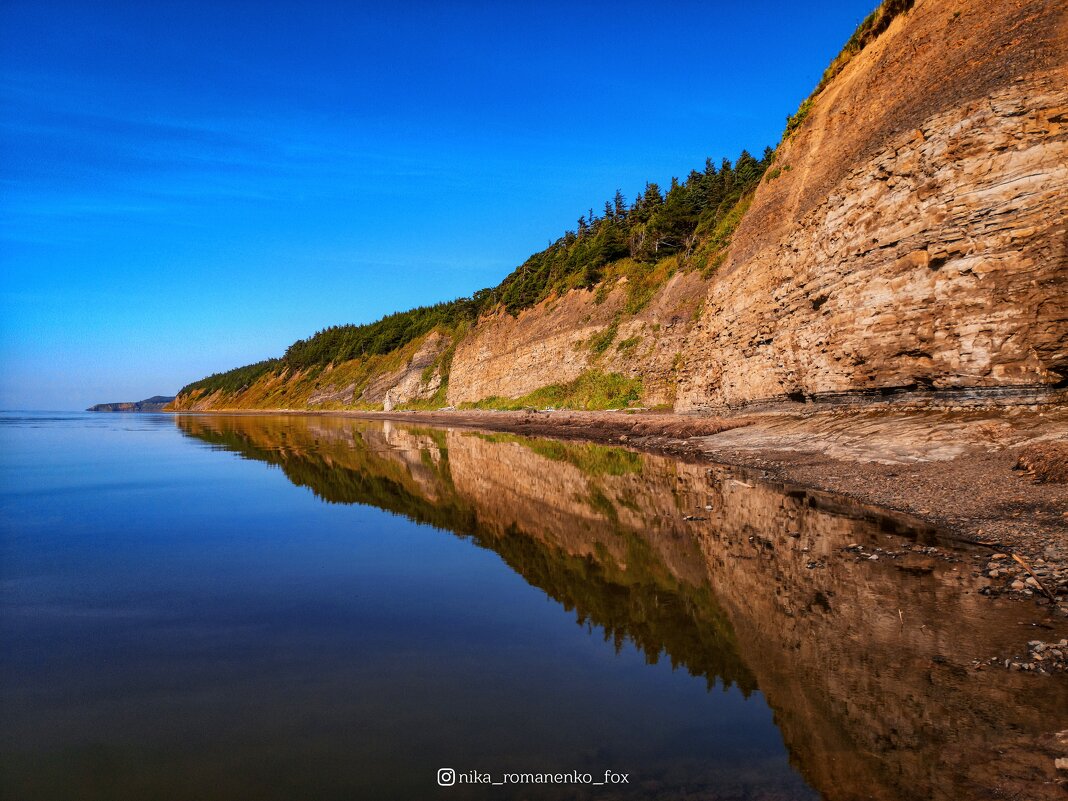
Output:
[
  {"xmin": 462, "ymin": 370, "xmax": 642, "ymax": 411},
  {"xmin": 594, "ymin": 255, "xmax": 681, "ymax": 315},
  {"xmin": 785, "ymin": 0, "xmax": 915, "ymax": 137},
  {"xmin": 181, "ymin": 358, "xmax": 281, "ymax": 397}
]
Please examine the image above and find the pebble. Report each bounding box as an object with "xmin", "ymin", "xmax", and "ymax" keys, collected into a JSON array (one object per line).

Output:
[{"xmin": 992, "ymin": 640, "xmax": 1068, "ymax": 674}]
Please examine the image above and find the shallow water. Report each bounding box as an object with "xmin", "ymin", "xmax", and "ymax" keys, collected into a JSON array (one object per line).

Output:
[{"xmin": 1, "ymin": 412, "xmax": 1065, "ymax": 800}]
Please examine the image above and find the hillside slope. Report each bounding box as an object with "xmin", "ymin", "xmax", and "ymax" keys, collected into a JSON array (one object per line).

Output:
[{"xmin": 171, "ymin": 0, "xmax": 1067, "ymax": 414}]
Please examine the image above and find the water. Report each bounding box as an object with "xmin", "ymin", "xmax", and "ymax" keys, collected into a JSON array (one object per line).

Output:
[{"xmin": 1, "ymin": 412, "xmax": 1065, "ymax": 801}]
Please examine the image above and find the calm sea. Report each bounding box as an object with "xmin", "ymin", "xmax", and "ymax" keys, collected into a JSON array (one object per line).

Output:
[{"xmin": 1, "ymin": 412, "xmax": 1064, "ymax": 800}]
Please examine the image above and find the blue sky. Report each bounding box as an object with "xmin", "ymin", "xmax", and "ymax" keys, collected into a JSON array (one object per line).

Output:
[{"xmin": 1, "ymin": 0, "xmax": 876, "ymax": 410}]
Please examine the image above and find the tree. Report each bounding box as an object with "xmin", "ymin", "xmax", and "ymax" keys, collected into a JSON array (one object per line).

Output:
[{"xmin": 734, "ymin": 149, "xmax": 762, "ymax": 186}]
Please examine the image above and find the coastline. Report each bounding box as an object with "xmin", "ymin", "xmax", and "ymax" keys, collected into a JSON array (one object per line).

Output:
[{"xmin": 169, "ymin": 404, "xmax": 1068, "ymax": 617}]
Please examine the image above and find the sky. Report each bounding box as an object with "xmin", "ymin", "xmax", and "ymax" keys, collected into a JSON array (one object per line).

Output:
[{"xmin": 1, "ymin": 0, "xmax": 876, "ymax": 410}]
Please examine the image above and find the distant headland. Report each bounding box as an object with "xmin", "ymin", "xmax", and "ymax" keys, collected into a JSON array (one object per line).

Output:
[{"xmin": 87, "ymin": 396, "xmax": 175, "ymax": 412}]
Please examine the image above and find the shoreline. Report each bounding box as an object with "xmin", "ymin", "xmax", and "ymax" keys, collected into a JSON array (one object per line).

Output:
[{"xmin": 170, "ymin": 405, "xmax": 1068, "ymax": 617}]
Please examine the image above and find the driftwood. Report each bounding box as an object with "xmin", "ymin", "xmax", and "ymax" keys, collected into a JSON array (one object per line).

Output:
[{"xmin": 1011, "ymin": 553, "xmax": 1057, "ymax": 601}]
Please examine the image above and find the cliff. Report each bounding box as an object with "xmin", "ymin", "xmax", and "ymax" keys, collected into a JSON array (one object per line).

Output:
[
  {"xmin": 675, "ymin": 0, "xmax": 1068, "ymax": 411},
  {"xmin": 87, "ymin": 395, "xmax": 175, "ymax": 412},
  {"xmin": 171, "ymin": 0, "xmax": 1067, "ymax": 414}
]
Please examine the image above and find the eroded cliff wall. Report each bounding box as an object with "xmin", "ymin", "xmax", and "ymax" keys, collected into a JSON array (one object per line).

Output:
[
  {"xmin": 446, "ymin": 271, "xmax": 707, "ymax": 407},
  {"xmin": 675, "ymin": 0, "xmax": 1068, "ymax": 410},
  {"xmin": 433, "ymin": 0, "xmax": 1068, "ymax": 412}
]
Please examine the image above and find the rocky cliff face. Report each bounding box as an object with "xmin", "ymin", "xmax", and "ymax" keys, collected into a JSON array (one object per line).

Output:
[
  {"xmin": 446, "ymin": 0, "xmax": 1063, "ymax": 414},
  {"xmin": 676, "ymin": 0, "xmax": 1068, "ymax": 411},
  {"xmin": 447, "ymin": 271, "xmax": 707, "ymax": 407},
  {"xmin": 170, "ymin": 332, "xmax": 450, "ymax": 411},
  {"xmin": 439, "ymin": 0, "xmax": 1068, "ymax": 413}
]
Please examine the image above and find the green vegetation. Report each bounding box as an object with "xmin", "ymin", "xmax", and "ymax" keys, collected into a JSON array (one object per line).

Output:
[
  {"xmin": 694, "ymin": 194, "xmax": 753, "ymax": 276},
  {"xmin": 784, "ymin": 97, "xmax": 814, "ymax": 138},
  {"xmin": 464, "ymin": 370, "xmax": 641, "ymax": 411},
  {"xmin": 488, "ymin": 150, "xmax": 770, "ymax": 314},
  {"xmin": 179, "ymin": 147, "xmax": 772, "ymax": 399},
  {"xmin": 283, "ymin": 301, "xmax": 476, "ymax": 371},
  {"xmin": 181, "ymin": 358, "xmax": 280, "ymax": 396},
  {"xmin": 615, "ymin": 336, "xmax": 640, "ymax": 356},
  {"xmin": 471, "ymin": 432, "xmax": 643, "ymax": 477},
  {"xmin": 588, "ymin": 317, "xmax": 620, "ymax": 355}
]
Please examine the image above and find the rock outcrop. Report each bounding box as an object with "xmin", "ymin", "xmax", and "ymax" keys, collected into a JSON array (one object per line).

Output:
[
  {"xmin": 307, "ymin": 331, "xmax": 449, "ymax": 409},
  {"xmin": 676, "ymin": 0, "xmax": 1068, "ymax": 411},
  {"xmin": 447, "ymin": 271, "xmax": 707, "ymax": 407}
]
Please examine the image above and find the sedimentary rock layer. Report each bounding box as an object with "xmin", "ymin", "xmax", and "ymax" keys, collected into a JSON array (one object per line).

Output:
[
  {"xmin": 444, "ymin": 0, "xmax": 1068, "ymax": 412},
  {"xmin": 673, "ymin": 0, "xmax": 1068, "ymax": 410}
]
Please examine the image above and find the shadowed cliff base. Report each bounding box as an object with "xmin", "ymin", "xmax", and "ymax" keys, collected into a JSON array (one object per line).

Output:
[{"xmin": 174, "ymin": 414, "xmax": 1068, "ymax": 800}]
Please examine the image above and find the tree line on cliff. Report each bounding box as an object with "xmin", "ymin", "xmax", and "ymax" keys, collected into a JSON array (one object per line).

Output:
[
  {"xmin": 182, "ymin": 149, "xmax": 773, "ymax": 395},
  {"xmin": 180, "ymin": 0, "xmax": 917, "ymax": 399}
]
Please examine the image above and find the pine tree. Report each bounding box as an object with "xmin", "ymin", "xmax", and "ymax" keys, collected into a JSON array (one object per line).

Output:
[
  {"xmin": 734, "ymin": 149, "xmax": 762, "ymax": 186},
  {"xmin": 643, "ymin": 182, "xmax": 663, "ymax": 209}
]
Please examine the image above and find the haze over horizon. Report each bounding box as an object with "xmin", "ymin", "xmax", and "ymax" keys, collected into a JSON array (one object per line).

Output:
[{"xmin": 1, "ymin": 0, "xmax": 875, "ymax": 410}]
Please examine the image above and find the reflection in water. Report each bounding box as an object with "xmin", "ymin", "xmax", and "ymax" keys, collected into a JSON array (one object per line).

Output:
[{"xmin": 176, "ymin": 414, "xmax": 1068, "ymax": 801}]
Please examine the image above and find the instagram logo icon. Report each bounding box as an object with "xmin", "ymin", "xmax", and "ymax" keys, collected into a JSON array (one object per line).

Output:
[{"xmin": 437, "ymin": 768, "xmax": 456, "ymax": 786}]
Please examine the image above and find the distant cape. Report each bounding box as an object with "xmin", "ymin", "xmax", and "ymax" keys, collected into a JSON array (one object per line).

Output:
[{"xmin": 87, "ymin": 396, "xmax": 174, "ymax": 412}]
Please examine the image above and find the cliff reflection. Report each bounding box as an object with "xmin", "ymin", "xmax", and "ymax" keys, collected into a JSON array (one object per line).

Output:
[{"xmin": 177, "ymin": 413, "xmax": 1068, "ymax": 801}]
